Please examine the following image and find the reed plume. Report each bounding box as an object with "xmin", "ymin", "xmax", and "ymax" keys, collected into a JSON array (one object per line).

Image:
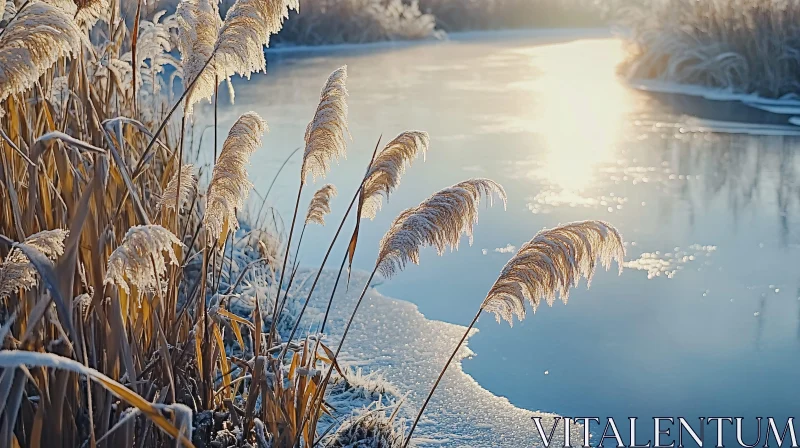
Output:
[
  {"xmin": 302, "ymin": 178, "xmax": 507, "ymax": 440},
  {"xmin": 268, "ymin": 66, "xmax": 348, "ymax": 345},
  {"xmin": 47, "ymin": 0, "xmax": 109, "ymax": 29},
  {"xmin": 177, "ymin": 0, "xmax": 222, "ymax": 114},
  {"xmin": 0, "ymin": 2, "xmax": 82, "ymax": 114},
  {"xmin": 158, "ymin": 164, "xmax": 197, "ymax": 213},
  {"xmin": 376, "ymin": 178, "xmax": 506, "ymax": 278},
  {"xmin": 204, "ymin": 112, "xmax": 268, "ymax": 243},
  {"xmin": 305, "ymin": 184, "xmax": 337, "ymax": 226},
  {"xmin": 0, "ymin": 230, "xmax": 69, "ymax": 300},
  {"xmin": 482, "ymin": 220, "xmax": 625, "ymax": 325},
  {"xmin": 301, "ymin": 66, "xmax": 349, "ymax": 184},
  {"xmin": 104, "ymin": 225, "xmax": 183, "ymax": 295},
  {"xmin": 73, "ymin": 0, "xmax": 109, "ymax": 29},
  {"xmin": 404, "ymin": 220, "xmax": 625, "ymax": 447},
  {"xmin": 308, "ymin": 131, "xmax": 430, "ymax": 349},
  {"xmin": 361, "ymin": 131, "xmax": 429, "ymax": 220},
  {"xmin": 214, "ymin": 0, "xmax": 299, "ymax": 82}
]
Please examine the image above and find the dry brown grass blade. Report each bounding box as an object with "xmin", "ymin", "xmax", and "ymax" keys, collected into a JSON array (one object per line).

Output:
[
  {"xmin": 13, "ymin": 242, "xmax": 76, "ymax": 353},
  {"xmin": 0, "ymin": 351, "xmax": 195, "ymax": 447},
  {"xmin": 131, "ymin": 0, "xmax": 143, "ymax": 115},
  {"xmin": 211, "ymin": 322, "xmax": 233, "ymax": 401}
]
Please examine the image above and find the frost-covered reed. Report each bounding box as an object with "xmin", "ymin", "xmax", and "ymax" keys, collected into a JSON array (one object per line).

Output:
[
  {"xmin": 305, "ymin": 184, "xmax": 337, "ymax": 226},
  {"xmin": 105, "ymin": 225, "xmax": 183, "ymax": 294},
  {"xmin": 177, "ymin": 0, "xmax": 222, "ymax": 113},
  {"xmin": 361, "ymin": 131, "xmax": 429, "ymax": 220},
  {"xmin": 177, "ymin": 0, "xmax": 298, "ymax": 113},
  {"xmin": 301, "ymin": 66, "xmax": 349, "ymax": 184},
  {"xmin": 158, "ymin": 164, "xmax": 197, "ymax": 213},
  {"xmin": 404, "ymin": 220, "xmax": 625, "ymax": 446},
  {"xmin": 376, "ymin": 178, "xmax": 506, "ymax": 278},
  {"xmin": 306, "ymin": 178, "xmax": 507, "ymax": 436},
  {"xmin": 204, "ymin": 112, "xmax": 267, "ymax": 243},
  {"xmin": 483, "ymin": 220, "xmax": 625, "ymax": 325},
  {"xmin": 0, "ymin": 3, "xmax": 81, "ymax": 113},
  {"xmin": 214, "ymin": 0, "xmax": 298, "ymax": 81},
  {"xmin": 268, "ymin": 65, "xmax": 349, "ymax": 347},
  {"xmin": 0, "ymin": 230, "xmax": 68, "ymax": 300}
]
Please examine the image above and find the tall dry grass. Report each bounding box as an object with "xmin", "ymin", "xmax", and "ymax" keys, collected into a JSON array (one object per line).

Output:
[
  {"xmin": 618, "ymin": 0, "xmax": 800, "ymax": 98},
  {"xmin": 272, "ymin": 0, "xmax": 439, "ymax": 46},
  {"xmin": 0, "ymin": 0, "xmax": 625, "ymax": 447}
]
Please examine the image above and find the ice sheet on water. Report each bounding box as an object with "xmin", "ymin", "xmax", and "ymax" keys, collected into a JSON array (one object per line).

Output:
[
  {"xmin": 629, "ymin": 79, "xmax": 800, "ymax": 106},
  {"xmin": 292, "ymin": 268, "xmax": 583, "ymax": 447},
  {"xmin": 624, "ymin": 244, "xmax": 717, "ymax": 280}
]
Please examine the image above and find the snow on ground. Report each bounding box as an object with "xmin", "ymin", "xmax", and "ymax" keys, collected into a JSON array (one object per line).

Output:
[{"xmin": 291, "ymin": 268, "xmax": 583, "ymax": 447}]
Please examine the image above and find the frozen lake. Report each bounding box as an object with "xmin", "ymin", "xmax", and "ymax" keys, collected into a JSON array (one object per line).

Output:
[{"xmin": 200, "ymin": 30, "xmax": 800, "ymax": 445}]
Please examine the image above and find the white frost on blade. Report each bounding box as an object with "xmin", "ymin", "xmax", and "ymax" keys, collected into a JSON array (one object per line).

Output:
[{"xmin": 298, "ymin": 269, "xmax": 583, "ymax": 447}]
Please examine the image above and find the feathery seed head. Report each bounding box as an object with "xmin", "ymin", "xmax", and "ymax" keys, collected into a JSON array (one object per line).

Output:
[
  {"xmin": 361, "ymin": 131, "xmax": 429, "ymax": 220},
  {"xmin": 158, "ymin": 164, "xmax": 197, "ymax": 213},
  {"xmin": 305, "ymin": 184, "xmax": 337, "ymax": 226},
  {"xmin": 0, "ymin": 230, "xmax": 69, "ymax": 300},
  {"xmin": 204, "ymin": 112, "xmax": 268, "ymax": 243},
  {"xmin": 301, "ymin": 66, "xmax": 349, "ymax": 184},
  {"xmin": 178, "ymin": 0, "xmax": 222, "ymax": 114},
  {"xmin": 0, "ymin": 3, "xmax": 82, "ymax": 116},
  {"xmin": 214, "ymin": 0, "xmax": 298, "ymax": 82},
  {"xmin": 481, "ymin": 220, "xmax": 624, "ymax": 326},
  {"xmin": 376, "ymin": 178, "xmax": 506, "ymax": 278},
  {"xmin": 105, "ymin": 225, "xmax": 183, "ymax": 295},
  {"xmin": 47, "ymin": 0, "xmax": 110, "ymax": 29}
]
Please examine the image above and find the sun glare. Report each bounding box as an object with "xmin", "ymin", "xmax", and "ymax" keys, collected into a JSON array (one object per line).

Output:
[{"xmin": 519, "ymin": 39, "xmax": 632, "ymax": 193}]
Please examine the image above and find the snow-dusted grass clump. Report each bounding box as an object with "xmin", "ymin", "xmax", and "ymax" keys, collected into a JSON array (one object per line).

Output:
[
  {"xmin": 619, "ymin": 0, "xmax": 800, "ymax": 99},
  {"xmin": 324, "ymin": 402, "xmax": 409, "ymax": 448},
  {"xmin": 328, "ymin": 366, "xmax": 402, "ymax": 406}
]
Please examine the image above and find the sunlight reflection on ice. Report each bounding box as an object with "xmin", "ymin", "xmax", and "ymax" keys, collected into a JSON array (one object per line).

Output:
[
  {"xmin": 624, "ymin": 245, "xmax": 717, "ymax": 279},
  {"xmin": 527, "ymin": 189, "xmax": 628, "ymax": 214}
]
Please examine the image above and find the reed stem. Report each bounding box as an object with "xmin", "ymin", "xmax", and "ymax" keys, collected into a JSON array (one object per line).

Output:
[
  {"xmin": 277, "ymin": 186, "xmax": 361, "ymax": 360},
  {"xmin": 267, "ymin": 185, "xmax": 303, "ymax": 348}
]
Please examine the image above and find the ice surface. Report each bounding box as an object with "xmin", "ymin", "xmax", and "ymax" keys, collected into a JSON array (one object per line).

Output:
[
  {"xmin": 679, "ymin": 118, "xmax": 800, "ymax": 136},
  {"xmin": 628, "ymin": 80, "xmax": 800, "ymax": 134},
  {"xmin": 291, "ymin": 269, "xmax": 583, "ymax": 447}
]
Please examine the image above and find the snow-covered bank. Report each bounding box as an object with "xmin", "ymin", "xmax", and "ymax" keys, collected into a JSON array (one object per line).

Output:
[
  {"xmin": 629, "ymin": 79, "xmax": 800, "ymax": 108},
  {"xmin": 291, "ymin": 269, "xmax": 582, "ymax": 446},
  {"xmin": 205, "ymin": 227, "xmax": 579, "ymax": 446}
]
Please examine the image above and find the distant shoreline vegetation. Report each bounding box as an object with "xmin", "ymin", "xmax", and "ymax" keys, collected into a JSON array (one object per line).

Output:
[
  {"xmin": 618, "ymin": 0, "xmax": 800, "ymax": 101},
  {"xmin": 253, "ymin": 0, "xmax": 616, "ymax": 46},
  {"xmin": 128, "ymin": 0, "xmax": 618, "ymax": 47}
]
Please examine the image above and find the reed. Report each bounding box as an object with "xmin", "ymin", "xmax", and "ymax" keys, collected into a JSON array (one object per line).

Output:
[
  {"xmin": 404, "ymin": 221, "xmax": 625, "ymax": 446},
  {"xmin": 618, "ymin": 0, "xmax": 800, "ymax": 98},
  {"xmin": 267, "ymin": 65, "xmax": 349, "ymax": 348}
]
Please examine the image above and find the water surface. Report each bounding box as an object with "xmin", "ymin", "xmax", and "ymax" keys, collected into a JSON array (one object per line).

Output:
[{"xmin": 205, "ymin": 30, "xmax": 800, "ymax": 445}]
